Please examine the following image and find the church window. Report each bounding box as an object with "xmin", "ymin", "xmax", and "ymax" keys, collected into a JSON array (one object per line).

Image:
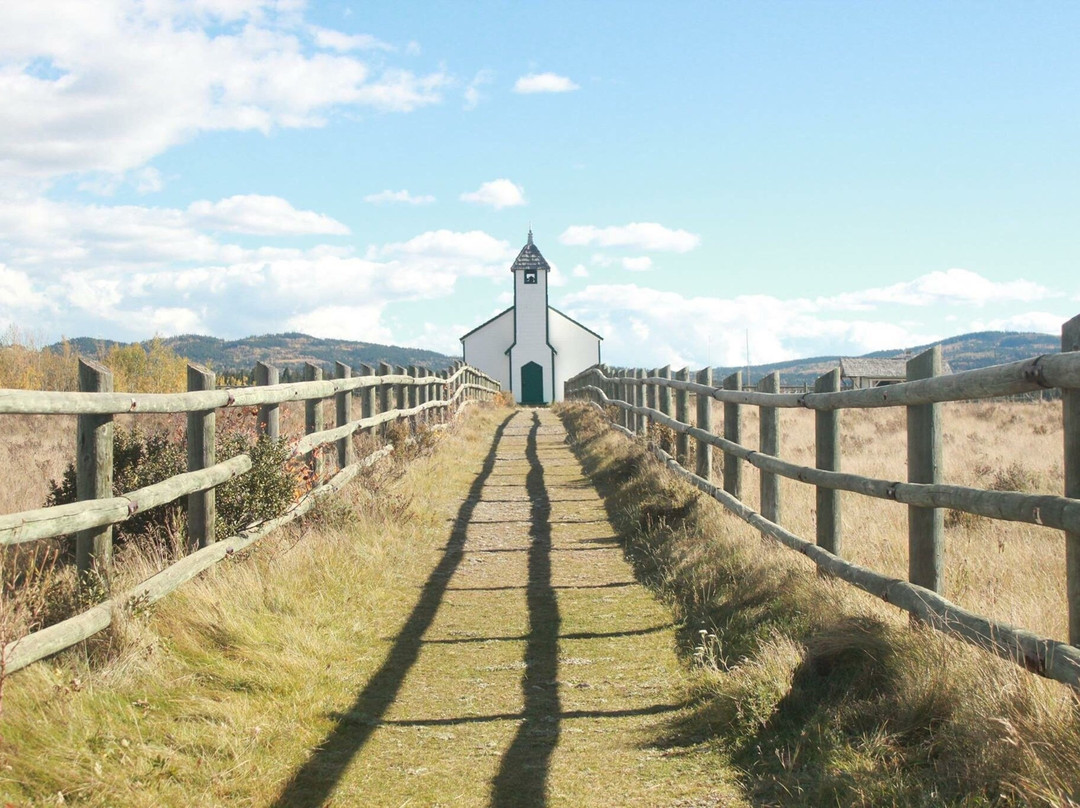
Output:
[{"xmin": 524, "ymin": 269, "xmax": 537, "ymax": 284}]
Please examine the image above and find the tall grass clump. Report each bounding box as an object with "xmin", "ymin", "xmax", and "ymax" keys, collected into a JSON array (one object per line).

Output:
[{"xmin": 557, "ymin": 401, "xmax": 1080, "ymax": 807}]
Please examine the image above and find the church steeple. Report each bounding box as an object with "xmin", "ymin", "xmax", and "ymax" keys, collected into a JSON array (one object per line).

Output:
[{"xmin": 510, "ymin": 231, "xmax": 549, "ymax": 274}]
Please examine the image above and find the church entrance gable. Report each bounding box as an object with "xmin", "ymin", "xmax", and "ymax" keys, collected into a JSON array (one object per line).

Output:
[{"xmin": 520, "ymin": 361, "xmax": 545, "ymax": 405}]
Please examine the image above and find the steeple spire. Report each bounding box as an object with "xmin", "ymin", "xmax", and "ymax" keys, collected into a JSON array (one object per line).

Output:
[{"xmin": 527, "ymin": 228, "xmax": 533, "ymax": 246}]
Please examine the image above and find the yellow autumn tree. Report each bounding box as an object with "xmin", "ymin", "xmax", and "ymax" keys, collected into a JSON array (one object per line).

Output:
[{"xmin": 103, "ymin": 338, "xmax": 188, "ymax": 393}]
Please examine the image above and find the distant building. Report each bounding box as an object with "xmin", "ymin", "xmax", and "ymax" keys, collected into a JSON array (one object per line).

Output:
[
  {"xmin": 460, "ymin": 232, "xmax": 602, "ymax": 404},
  {"xmin": 839, "ymin": 356, "xmax": 952, "ymax": 389}
]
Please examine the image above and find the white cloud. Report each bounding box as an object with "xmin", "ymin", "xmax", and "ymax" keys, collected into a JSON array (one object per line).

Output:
[
  {"xmin": 0, "ymin": 264, "xmax": 48, "ymax": 312},
  {"xmin": 513, "ymin": 72, "xmax": 579, "ymax": 94},
  {"xmin": 557, "ymin": 283, "xmax": 939, "ymax": 368},
  {"xmin": 621, "ymin": 256, "xmax": 652, "ymax": 272},
  {"xmin": 571, "ymin": 264, "xmax": 589, "ymax": 278},
  {"xmin": 554, "ymin": 266, "xmax": 1071, "ymax": 367},
  {"xmin": 0, "ymin": 3, "xmax": 448, "ymax": 178},
  {"xmin": 822, "ymin": 268, "xmax": 1050, "ymax": 311},
  {"xmin": 134, "ymin": 166, "xmax": 163, "ymax": 194},
  {"xmin": 464, "ymin": 69, "xmax": 494, "ymax": 110},
  {"xmin": 187, "ymin": 194, "xmax": 350, "ymax": 235},
  {"xmin": 363, "ymin": 189, "xmax": 436, "ymax": 205},
  {"xmin": 968, "ymin": 311, "xmax": 1065, "ymax": 335},
  {"xmin": 560, "ymin": 223, "xmax": 701, "ymax": 253},
  {"xmin": 309, "ymin": 27, "xmax": 394, "ymax": 53},
  {"xmin": 375, "ymin": 229, "xmax": 513, "ymax": 264},
  {"xmin": 459, "ymin": 178, "xmax": 527, "ymax": 210},
  {"xmin": 286, "ymin": 304, "xmax": 394, "ymax": 343}
]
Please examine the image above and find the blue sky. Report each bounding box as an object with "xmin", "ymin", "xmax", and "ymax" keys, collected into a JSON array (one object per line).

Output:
[{"xmin": 0, "ymin": 1, "xmax": 1076, "ymax": 367}]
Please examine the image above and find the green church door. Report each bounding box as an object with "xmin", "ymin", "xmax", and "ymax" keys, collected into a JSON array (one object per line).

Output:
[{"xmin": 520, "ymin": 361, "xmax": 544, "ymax": 405}]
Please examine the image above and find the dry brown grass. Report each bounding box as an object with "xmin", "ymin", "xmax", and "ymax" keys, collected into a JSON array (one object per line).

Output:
[{"xmin": 699, "ymin": 397, "xmax": 1067, "ymax": 641}]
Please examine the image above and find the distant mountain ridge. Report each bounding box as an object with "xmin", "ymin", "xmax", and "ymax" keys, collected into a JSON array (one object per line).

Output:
[
  {"xmin": 714, "ymin": 331, "xmax": 1060, "ymax": 387},
  {"xmin": 53, "ymin": 333, "xmax": 458, "ymax": 374},
  {"xmin": 51, "ymin": 329, "xmax": 1060, "ymax": 386}
]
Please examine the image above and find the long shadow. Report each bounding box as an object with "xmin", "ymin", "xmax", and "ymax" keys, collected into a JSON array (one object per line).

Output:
[
  {"xmin": 270, "ymin": 412, "xmax": 516, "ymax": 808},
  {"xmin": 420, "ymin": 623, "xmax": 671, "ymax": 644},
  {"xmin": 490, "ymin": 412, "xmax": 561, "ymax": 808}
]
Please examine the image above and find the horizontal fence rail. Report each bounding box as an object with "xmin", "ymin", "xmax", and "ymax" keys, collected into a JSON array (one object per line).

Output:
[
  {"xmin": 564, "ymin": 313, "xmax": 1080, "ymax": 689},
  {"xmin": 1, "ymin": 356, "xmax": 501, "ymax": 675}
]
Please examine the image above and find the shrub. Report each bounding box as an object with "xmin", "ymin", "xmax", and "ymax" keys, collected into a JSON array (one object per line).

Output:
[{"xmin": 47, "ymin": 423, "xmax": 299, "ymax": 551}]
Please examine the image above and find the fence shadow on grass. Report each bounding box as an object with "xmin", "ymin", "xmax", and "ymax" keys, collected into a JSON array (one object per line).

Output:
[
  {"xmin": 491, "ymin": 411, "xmax": 560, "ymax": 808},
  {"xmin": 270, "ymin": 412, "xmax": 516, "ymax": 808}
]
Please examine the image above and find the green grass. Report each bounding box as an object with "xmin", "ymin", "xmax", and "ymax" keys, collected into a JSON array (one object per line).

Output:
[{"xmin": 556, "ymin": 401, "xmax": 1080, "ymax": 808}]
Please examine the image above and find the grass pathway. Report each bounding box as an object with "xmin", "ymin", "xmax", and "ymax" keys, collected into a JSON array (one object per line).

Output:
[{"xmin": 277, "ymin": 408, "xmax": 735, "ymax": 806}]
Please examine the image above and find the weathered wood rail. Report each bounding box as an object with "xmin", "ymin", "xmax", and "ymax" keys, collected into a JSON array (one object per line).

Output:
[
  {"xmin": 1, "ymin": 358, "xmax": 500, "ymax": 675},
  {"xmin": 565, "ymin": 313, "xmax": 1080, "ymax": 688}
]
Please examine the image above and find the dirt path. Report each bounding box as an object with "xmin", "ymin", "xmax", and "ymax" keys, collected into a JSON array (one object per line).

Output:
[{"xmin": 273, "ymin": 408, "xmax": 737, "ymax": 807}]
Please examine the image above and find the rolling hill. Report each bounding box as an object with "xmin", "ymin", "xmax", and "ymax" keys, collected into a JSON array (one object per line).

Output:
[
  {"xmin": 53, "ymin": 333, "xmax": 458, "ymax": 376},
  {"xmin": 714, "ymin": 331, "xmax": 1060, "ymax": 387}
]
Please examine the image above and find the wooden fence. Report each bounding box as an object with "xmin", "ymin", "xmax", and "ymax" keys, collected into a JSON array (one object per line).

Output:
[
  {"xmin": 565, "ymin": 314, "xmax": 1080, "ymax": 688},
  {"xmin": 1, "ymin": 358, "xmax": 500, "ymax": 674}
]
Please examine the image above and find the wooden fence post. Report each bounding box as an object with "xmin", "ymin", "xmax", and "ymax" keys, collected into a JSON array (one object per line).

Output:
[
  {"xmin": 394, "ymin": 365, "xmax": 408, "ymax": 415},
  {"xmin": 645, "ymin": 368, "xmax": 657, "ymax": 433},
  {"xmin": 675, "ymin": 368, "xmax": 690, "ymax": 465},
  {"xmin": 658, "ymin": 366, "xmax": 672, "ymax": 453},
  {"xmin": 76, "ymin": 358, "xmax": 114, "ymax": 577},
  {"xmin": 440, "ymin": 369, "xmax": 450, "ymax": 421},
  {"xmin": 407, "ymin": 366, "xmax": 419, "ymax": 429},
  {"xmin": 723, "ymin": 371, "xmax": 742, "ymax": 498},
  {"xmin": 621, "ymin": 370, "xmax": 632, "ymax": 431},
  {"xmin": 417, "ymin": 365, "xmax": 428, "ymax": 422},
  {"xmin": 634, "ymin": 369, "xmax": 645, "ymax": 435},
  {"xmin": 759, "ymin": 371, "xmax": 781, "ymax": 525},
  {"xmin": 815, "ymin": 368, "xmax": 841, "ymax": 556},
  {"xmin": 186, "ymin": 363, "xmax": 216, "ymax": 550},
  {"xmin": 304, "ymin": 363, "xmax": 325, "ymax": 481},
  {"xmin": 907, "ymin": 346, "xmax": 944, "ymax": 593},
  {"xmin": 358, "ymin": 364, "xmax": 375, "ymax": 423},
  {"xmin": 696, "ymin": 367, "xmax": 713, "ymax": 481},
  {"xmin": 377, "ymin": 362, "xmax": 392, "ymax": 425},
  {"xmin": 254, "ymin": 361, "xmax": 279, "ymax": 440},
  {"xmin": 335, "ymin": 361, "xmax": 354, "ymax": 470},
  {"xmin": 1063, "ymin": 315, "xmax": 1080, "ymax": 644}
]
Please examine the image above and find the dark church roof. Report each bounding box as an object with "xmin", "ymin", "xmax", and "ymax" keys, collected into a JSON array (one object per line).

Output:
[{"xmin": 510, "ymin": 230, "xmax": 550, "ymax": 273}]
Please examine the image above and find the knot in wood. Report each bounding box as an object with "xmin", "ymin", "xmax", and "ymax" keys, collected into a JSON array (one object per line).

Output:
[
  {"xmin": 886, "ymin": 482, "xmax": 899, "ymax": 500},
  {"xmin": 1022, "ymin": 355, "xmax": 1052, "ymax": 388},
  {"xmin": 1023, "ymin": 652, "xmax": 1046, "ymax": 675}
]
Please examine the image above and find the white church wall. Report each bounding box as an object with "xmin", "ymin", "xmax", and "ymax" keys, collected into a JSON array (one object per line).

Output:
[
  {"xmin": 461, "ymin": 308, "xmax": 513, "ymax": 392},
  {"xmin": 550, "ymin": 310, "xmax": 601, "ymax": 402}
]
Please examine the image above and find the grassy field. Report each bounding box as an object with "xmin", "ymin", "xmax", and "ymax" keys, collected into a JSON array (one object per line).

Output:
[
  {"xmin": 709, "ymin": 397, "xmax": 1067, "ymax": 642},
  {"xmin": 0, "ymin": 391, "xmax": 1077, "ymax": 805},
  {"xmin": 560, "ymin": 399, "xmax": 1079, "ymax": 806}
]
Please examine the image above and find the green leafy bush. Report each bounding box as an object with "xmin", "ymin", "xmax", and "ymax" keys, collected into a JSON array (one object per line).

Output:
[{"xmin": 47, "ymin": 423, "xmax": 298, "ymax": 551}]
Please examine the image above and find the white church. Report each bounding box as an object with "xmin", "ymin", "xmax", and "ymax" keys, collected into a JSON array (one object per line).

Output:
[{"xmin": 460, "ymin": 232, "xmax": 602, "ymax": 404}]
